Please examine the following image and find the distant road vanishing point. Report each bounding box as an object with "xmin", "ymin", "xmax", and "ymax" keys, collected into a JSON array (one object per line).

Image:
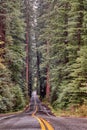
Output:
[{"xmin": 0, "ymin": 91, "xmax": 87, "ymax": 130}]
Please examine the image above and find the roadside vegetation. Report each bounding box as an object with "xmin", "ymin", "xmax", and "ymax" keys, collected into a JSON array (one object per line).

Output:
[
  {"xmin": 52, "ymin": 105, "xmax": 87, "ymax": 117},
  {"xmin": 1, "ymin": 0, "xmax": 87, "ymax": 116},
  {"xmin": 0, "ymin": 0, "xmax": 28, "ymax": 113},
  {"xmin": 38, "ymin": 0, "xmax": 87, "ymax": 115},
  {"xmin": 43, "ymin": 100, "xmax": 87, "ymax": 117}
]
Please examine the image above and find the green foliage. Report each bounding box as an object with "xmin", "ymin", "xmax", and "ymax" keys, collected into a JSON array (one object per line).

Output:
[
  {"xmin": 12, "ymin": 85, "xmax": 25, "ymax": 110},
  {"xmin": 38, "ymin": 0, "xmax": 87, "ymax": 109},
  {"xmin": 0, "ymin": 68, "xmax": 14, "ymax": 112},
  {"xmin": 0, "ymin": 41, "xmax": 5, "ymax": 69},
  {"xmin": 6, "ymin": 0, "xmax": 26, "ymax": 85},
  {"xmin": 0, "ymin": 0, "xmax": 27, "ymax": 113}
]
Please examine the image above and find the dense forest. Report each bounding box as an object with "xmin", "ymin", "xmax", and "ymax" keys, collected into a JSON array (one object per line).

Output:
[
  {"xmin": 0, "ymin": 0, "xmax": 87, "ymax": 113},
  {"xmin": 37, "ymin": 0, "xmax": 87, "ymax": 109},
  {"xmin": 0, "ymin": 0, "xmax": 27, "ymax": 112}
]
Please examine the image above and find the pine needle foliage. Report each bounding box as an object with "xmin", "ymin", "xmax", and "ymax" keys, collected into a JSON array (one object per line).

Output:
[
  {"xmin": 38, "ymin": 0, "xmax": 87, "ymax": 109},
  {"xmin": 0, "ymin": 0, "xmax": 26, "ymax": 113}
]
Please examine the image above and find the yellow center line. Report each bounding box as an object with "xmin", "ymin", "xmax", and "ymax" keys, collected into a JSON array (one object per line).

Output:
[
  {"xmin": 31, "ymin": 98, "xmax": 54, "ymax": 130},
  {"xmin": 32, "ymin": 106, "xmax": 46, "ymax": 130},
  {"xmin": 40, "ymin": 117, "xmax": 54, "ymax": 130},
  {"xmin": 32, "ymin": 106, "xmax": 38, "ymax": 116},
  {"xmin": 33, "ymin": 115, "xmax": 46, "ymax": 130}
]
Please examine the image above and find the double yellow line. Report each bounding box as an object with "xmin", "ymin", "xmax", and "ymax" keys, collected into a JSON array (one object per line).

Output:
[{"xmin": 32, "ymin": 106, "xmax": 54, "ymax": 130}]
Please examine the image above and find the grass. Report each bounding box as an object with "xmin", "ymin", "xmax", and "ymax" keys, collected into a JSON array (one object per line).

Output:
[
  {"xmin": 0, "ymin": 104, "xmax": 29, "ymax": 117},
  {"xmin": 43, "ymin": 100, "xmax": 87, "ymax": 118},
  {"xmin": 53, "ymin": 105, "xmax": 87, "ymax": 117}
]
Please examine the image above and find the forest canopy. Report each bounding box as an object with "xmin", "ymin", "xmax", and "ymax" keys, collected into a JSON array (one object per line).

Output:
[{"xmin": 0, "ymin": 0, "xmax": 87, "ymax": 113}]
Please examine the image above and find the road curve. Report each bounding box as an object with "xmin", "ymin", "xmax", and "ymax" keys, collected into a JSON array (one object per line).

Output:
[{"xmin": 0, "ymin": 91, "xmax": 87, "ymax": 130}]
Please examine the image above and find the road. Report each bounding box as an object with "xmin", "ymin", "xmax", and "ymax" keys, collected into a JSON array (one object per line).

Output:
[{"xmin": 0, "ymin": 91, "xmax": 87, "ymax": 130}]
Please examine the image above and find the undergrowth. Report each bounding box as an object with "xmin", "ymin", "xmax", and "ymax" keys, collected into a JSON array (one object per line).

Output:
[{"xmin": 43, "ymin": 99, "xmax": 87, "ymax": 117}]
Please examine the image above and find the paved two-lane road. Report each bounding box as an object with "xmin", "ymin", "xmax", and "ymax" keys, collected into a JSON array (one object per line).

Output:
[{"xmin": 0, "ymin": 91, "xmax": 87, "ymax": 130}]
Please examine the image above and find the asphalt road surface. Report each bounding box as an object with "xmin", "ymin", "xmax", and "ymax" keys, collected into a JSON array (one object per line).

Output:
[{"xmin": 0, "ymin": 91, "xmax": 87, "ymax": 130}]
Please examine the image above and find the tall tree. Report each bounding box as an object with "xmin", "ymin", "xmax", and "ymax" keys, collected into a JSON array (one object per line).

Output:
[
  {"xmin": 38, "ymin": 0, "xmax": 87, "ymax": 109},
  {"xmin": 0, "ymin": 0, "xmax": 26, "ymax": 113}
]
